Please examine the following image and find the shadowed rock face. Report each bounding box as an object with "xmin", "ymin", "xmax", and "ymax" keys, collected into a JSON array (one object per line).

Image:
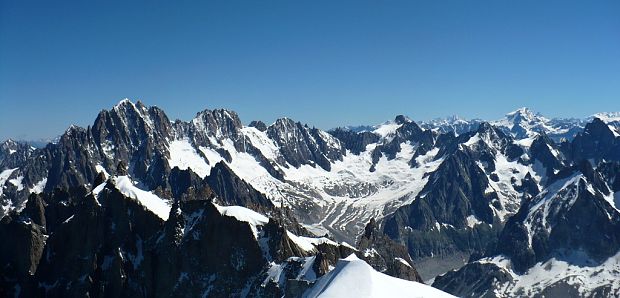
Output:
[
  {"xmin": 562, "ymin": 118, "xmax": 620, "ymax": 164},
  {"xmin": 205, "ymin": 162, "xmax": 274, "ymax": 212},
  {"xmin": 0, "ymin": 210, "xmax": 46, "ymax": 279},
  {"xmin": 529, "ymin": 134, "xmax": 566, "ymax": 176},
  {"xmin": 0, "ymin": 178, "xmax": 428, "ymax": 298},
  {"xmin": 249, "ymin": 120, "xmax": 268, "ymax": 132},
  {"xmin": 154, "ymin": 200, "xmax": 268, "ymax": 297},
  {"xmin": 0, "ymin": 184, "xmax": 267, "ymax": 297},
  {"xmin": 432, "ymin": 262, "xmax": 513, "ymax": 297},
  {"xmin": 328, "ymin": 128, "xmax": 380, "ymax": 155},
  {"xmin": 0, "ymin": 140, "xmax": 35, "ymax": 170}
]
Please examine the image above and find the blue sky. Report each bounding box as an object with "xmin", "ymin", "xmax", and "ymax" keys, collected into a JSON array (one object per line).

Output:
[{"xmin": 1, "ymin": 0, "xmax": 619, "ymax": 140}]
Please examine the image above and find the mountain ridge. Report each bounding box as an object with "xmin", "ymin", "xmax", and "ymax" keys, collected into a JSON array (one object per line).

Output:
[{"xmin": 2, "ymin": 98, "xmax": 620, "ymax": 297}]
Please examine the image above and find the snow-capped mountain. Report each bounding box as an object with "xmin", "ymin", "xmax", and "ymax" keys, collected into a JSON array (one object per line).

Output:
[
  {"xmin": 2, "ymin": 99, "xmax": 620, "ymax": 297},
  {"xmin": 420, "ymin": 115, "xmax": 484, "ymax": 136}
]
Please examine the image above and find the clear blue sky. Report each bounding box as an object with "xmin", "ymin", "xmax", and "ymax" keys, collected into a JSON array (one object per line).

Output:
[{"xmin": 1, "ymin": 0, "xmax": 619, "ymax": 140}]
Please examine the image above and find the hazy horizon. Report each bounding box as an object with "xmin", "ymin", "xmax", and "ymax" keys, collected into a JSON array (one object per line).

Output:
[{"xmin": 2, "ymin": 97, "xmax": 618, "ymax": 143}]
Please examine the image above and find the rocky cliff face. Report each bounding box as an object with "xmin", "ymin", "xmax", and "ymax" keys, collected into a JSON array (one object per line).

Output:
[
  {"xmin": 267, "ymin": 118, "xmax": 344, "ymax": 171},
  {"xmin": 562, "ymin": 118, "xmax": 620, "ymax": 164}
]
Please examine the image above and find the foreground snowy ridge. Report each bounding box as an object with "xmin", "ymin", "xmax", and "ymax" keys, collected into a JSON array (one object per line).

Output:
[{"xmin": 304, "ymin": 254, "xmax": 455, "ymax": 298}]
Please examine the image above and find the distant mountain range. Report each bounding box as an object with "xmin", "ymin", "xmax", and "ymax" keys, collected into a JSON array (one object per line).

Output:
[
  {"xmin": 1, "ymin": 99, "xmax": 619, "ymax": 297},
  {"xmin": 343, "ymin": 107, "xmax": 620, "ymax": 143}
]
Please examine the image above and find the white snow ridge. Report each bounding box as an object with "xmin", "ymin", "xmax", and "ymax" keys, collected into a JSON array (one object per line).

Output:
[
  {"xmin": 93, "ymin": 176, "xmax": 172, "ymax": 221},
  {"xmin": 304, "ymin": 254, "xmax": 455, "ymax": 298}
]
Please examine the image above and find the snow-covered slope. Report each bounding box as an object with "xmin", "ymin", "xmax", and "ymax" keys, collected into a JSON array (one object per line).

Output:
[
  {"xmin": 420, "ymin": 116, "xmax": 483, "ymax": 136},
  {"xmin": 162, "ymin": 116, "xmax": 446, "ymax": 242},
  {"xmin": 0, "ymin": 168, "xmax": 18, "ymax": 197},
  {"xmin": 304, "ymin": 254, "xmax": 455, "ymax": 298},
  {"xmin": 470, "ymin": 252, "xmax": 620, "ymax": 297},
  {"xmin": 433, "ymin": 164, "xmax": 620, "ymax": 297},
  {"xmin": 93, "ymin": 176, "xmax": 171, "ymax": 220},
  {"xmin": 215, "ymin": 203, "xmax": 269, "ymax": 238},
  {"xmin": 419, "ymin": 108, "xmax": 587, "ymax": 141}
]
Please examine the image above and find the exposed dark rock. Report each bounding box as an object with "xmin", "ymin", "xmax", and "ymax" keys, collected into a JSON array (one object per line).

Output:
[
  {"xmin": 168, "ymin": 167, "xmax": 209, "ymax": 199},
  {"xmin": 116, "ymin": 161, "xmax": 128, "ymax": 176},
  {"xmin": 249, "ymin": 120, "xmax": 268, "ymax": 132},
  {"xmin": 563, "ymin": 118, "xmax": 620, "ymax": 164},
  {"xmin": 432, "ymin": 262, "xmax": 513, "ymax": 297},
  {"xmin": 357, "ymin": 219, "xmax": 423, "ymax": 282},
  {"xmin": 0, "ymin": 213, "xmax": 46, "ymax": 294},
  {"xmin": 328, "ymin": 128, "xmax": 380, "ymax": 155},
  {"xmin": 0, "ymin": 139, "xmax": 35, "ymax": 170},
  {"xmin": 267, "ymin": 118, "xmax": 344, "ymax": 171},
  {"xmin": 205, "ymin": 162, "xmax": 274, "ymax": 212},
  {"xmin": 21, "ymin": 194, "xmax": 46, "ymax": 227}
]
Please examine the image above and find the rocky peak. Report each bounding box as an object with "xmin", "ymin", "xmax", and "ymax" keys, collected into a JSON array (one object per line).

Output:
[
  {"xmin": 584, "ymin": 118, "xmax": 617, "ymax": 138},
  {"xmin": 529, "ymin": 133, "xmax": 565, "ymax": 175},
  {"xmin": 267, "ymin": 118, "xmax": 343, "ymax": 171},
  {"xmin": 93, "ymin": 99, "xmax": 170, "ymax": 159},
  {"xmin": 328, "ymin": 128, "xmax": 380, "ymax": 155},
  {"xmin": 205, "ymin": 161, "xmax": 274, "ymax": 212},
  {"xmin": 591, "ymin": 112, "xmax": 620, "ymax": 125},
  {"xmin": 191, "ymin": 108, "xmax": 243, "ymax": 139},
  {"xmin": 60, "ymin": 125, "xmax": 87, "ymax": 139},
  {"xmin": 113, "ymin": 97, "xmax": 133, "ymax": 108},
  {"xmin": 475, "ymin": 122, "xmax": 506, "ymax": 138},
  {"xmin": 248, "ymin": 120, "xmax": 267, "ymax": 131},
  {"xmin": 505, "ymin": 107, "xmax": 544, "ymax": 124},
  {"xmin": 394, "ymin": 115, "xmax": 411, "ymax": 125},
  {"xmin": 462, "ymin": 122, "xmax": 512, "ymax": 154},
  {"xmin": 493, "ymin": 107, "xmax": 550, "ymax": 139},
  {"xmin": 110, "ymin": 98, "xmax": 155, "ymax": 128},
  {"xmin": 564, "ymin": 118, "xmax": 620, "ymax": 163},
  {"xmin": 0, "ymin": 139, "xmax": 19, "ymax": 151},
  {"xmin": 395, "ymin": 120, "xmax": 425, "ymax": 138},
  {"xmin": 0, "ymin": 139, "xmax": 35, "ymax": 169},
  {"xmin": 268, "ymin": 118, "xmax": 299, "ymax": 137}
]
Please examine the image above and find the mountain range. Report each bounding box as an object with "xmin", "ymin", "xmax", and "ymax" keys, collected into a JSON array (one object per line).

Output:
[{"xmin": 1, "ymin": 99, "xmax": 620, "ymax": 297}]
